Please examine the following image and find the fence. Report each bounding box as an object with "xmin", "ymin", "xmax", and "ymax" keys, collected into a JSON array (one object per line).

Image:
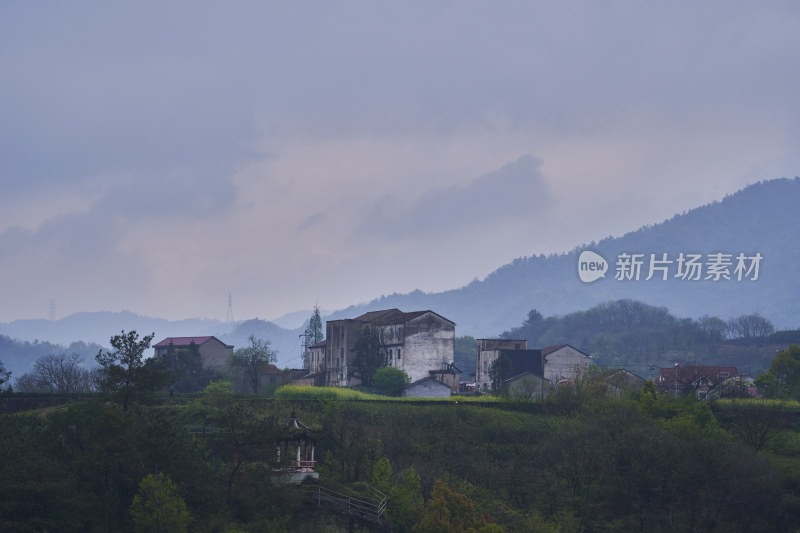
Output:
[{"xmin": 297, "ymin": 484, "xmax": 387, "ymax": 522}]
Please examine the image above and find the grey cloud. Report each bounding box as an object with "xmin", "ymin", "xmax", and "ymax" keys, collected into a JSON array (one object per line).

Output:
[
  {"xmin": 360, "ymin": 155, "xmax": 550, "ymax": 240},
  {"xmin": 298, "ymin": 212, "xmax": 326, "ymax": 232}
]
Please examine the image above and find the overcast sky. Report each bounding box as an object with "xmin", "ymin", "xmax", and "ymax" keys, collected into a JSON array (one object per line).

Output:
[{"xmin": 1, "ymin": 2, "xmax": 799, "ymax": 324}]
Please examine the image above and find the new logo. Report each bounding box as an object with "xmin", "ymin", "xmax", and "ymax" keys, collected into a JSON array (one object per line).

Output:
[{"xmin": 578, "ymin": 250, "xmax": 608, "ymax": 283}]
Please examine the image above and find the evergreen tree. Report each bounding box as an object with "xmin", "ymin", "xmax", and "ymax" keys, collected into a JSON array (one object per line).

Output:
[
  {"xmin": 130, "ymin": 472, "xmax": 191, "ymax": 533},
  {"xmin": 303, "ymin": 305, "xmax": 324, "ymax": 369},
  {"xmin": 96, "ymin": 331, "xmax": 170, "ymax": 411},
  {"xmin": 351, "ymin": 326, "xmax": 386, "ymax": 387}
]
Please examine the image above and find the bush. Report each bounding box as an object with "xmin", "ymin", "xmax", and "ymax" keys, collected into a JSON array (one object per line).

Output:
[{"xmin": 373, "ymin": 368, "xmax": 410, "ymax": 396}]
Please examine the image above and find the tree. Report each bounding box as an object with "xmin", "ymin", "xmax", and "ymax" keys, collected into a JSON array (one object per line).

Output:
[
  {"xmin": 95, "ymin": 330, "xmax": 170, "ymax": 411},
  {"xmin": 351, "ymin": 326, "xmax": 386, "ymax": 387},
  {"xmin": 412, "ymin": 479, "xmax": 486, "ymax": 533},
  {"xmin": 303, "ymin": 306, "xmax": 324, "ymax": 370},
  {"xmin": 14, "ymin": 353, "xmax": 94, "ymax": 393},
  {"xmin": 697, "ymin": 315, "xmax": 728, "ymax": 342},
  {"xmin": 130, "ymin": 472, "xmax": 191, "ymax": 533},
  {"xmin": 161, "ymin": 341, "xmax": 218, "ymax": 393},
  {"xmin": 373, "ymin": 367, "xmax": 410, "ymax": 395},
  {"xmin": 230, "ymin": 335, "xmax": 277, "ymax": 394},
  {"xmin": 762, "ymin": 344, "xmax": 800, "ymax": 399},
  {"xmin": 0, "ymin": 359, "xmax": 10, "ymax": 390},
  {"xmin": 727, "ymin": 313, "xmax": 775, "ymax": 339},
  {"xmin": 488, "ymin": 354, "xmax": 513, "ymax": 392}
]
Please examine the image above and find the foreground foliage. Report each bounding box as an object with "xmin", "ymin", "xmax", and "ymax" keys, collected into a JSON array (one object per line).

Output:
[{"xmin": 2, "ymin": 387, "xmax": 800, "ymax": 531}]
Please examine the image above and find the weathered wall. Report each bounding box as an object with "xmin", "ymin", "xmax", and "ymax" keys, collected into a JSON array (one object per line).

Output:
[
  {"xmin": 544, "ymin": 346, "xmax": 591, "ymax": 381},
  {"xmin": 402, "ymin": 378, "xmax": 451, "ymax": 398},
  {"xmin": 393, "ymin": 313, "xmax": 455, "ymax": 383},
  {"xmin": 201, "ymin": 339, "xmax": 235, "ymax": 371},
  {"xmin": 308, "ymin": 343, "xmax": 325, "ymax": 375},
  {"xmin": 475, "ymin": 349, "xmax": 500, "ymax": 390},
  {"xmin": 475, "ymin": 339, "xmax": 526, "ymax": 390}
]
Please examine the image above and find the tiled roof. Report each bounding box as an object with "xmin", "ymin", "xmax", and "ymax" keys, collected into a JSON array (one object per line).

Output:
[
  {"xmin": 259, "ymin": 364, "xmax": 282, "ymax": 375},
  {"xmin": 657, "ymin": 365, "xmax": 739, "ymax": 385},
  {"xmin": 154, "ymin": 336, "xmax": 217, "ymax": 348},
  {"xmin": 352, "ymin": 309, "xmax": 454, "ymax": 326},
  {"xmin": 541, "ymin": 344, "xmax": 568, "ymax": 356},
  {"xmin": 354, "ymin": 309, "xmax": 401, "ymax": 322},
  {"xmin": 371, "ymin": 310, "xmax": 429, "ymax": 325}
]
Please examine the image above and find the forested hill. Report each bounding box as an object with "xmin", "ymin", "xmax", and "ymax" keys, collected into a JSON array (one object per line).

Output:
[{"xmin": 326, "ymin": 177, "xmax": 800, "ymax": 337}]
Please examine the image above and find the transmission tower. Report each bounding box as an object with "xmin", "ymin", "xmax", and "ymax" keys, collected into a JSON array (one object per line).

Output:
[{"xmin": 226, "ymin": 293, "xmax": 234, "ymax": 323}]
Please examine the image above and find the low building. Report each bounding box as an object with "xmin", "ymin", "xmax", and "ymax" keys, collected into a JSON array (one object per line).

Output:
[
  {"xmin": 401, "ymin": 377, "xmax": 452, "ymax": 398},
  {"xmin": 656, "ymin": 365, "xmax": 739, "ymax": 398},
  {"xmin": 475, "ymin": 339, "xmax": 529, "ymax": 390},
  {"xmin": 503, "ymin": 372, "xmax": 551, "ymax": 399},
  {"xmin": 601, "ymin": 369, "xmax": 647, "ymax": 394},
  {"xmin": 541, "ymin": 344, "xmax": 592, "ymax": 382},
  {"xmin": 153, "ymin": 336, "xmax": 234, "ymax": 371}
]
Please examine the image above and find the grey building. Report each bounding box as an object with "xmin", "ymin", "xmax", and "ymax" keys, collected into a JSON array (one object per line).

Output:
[
  {"xmin": 153, "ymin": 336, "xmax": 234, "ymax": 371},
  {"xmin": 316, "ymin": 309, "xmax": 455, "ymax": 387}
]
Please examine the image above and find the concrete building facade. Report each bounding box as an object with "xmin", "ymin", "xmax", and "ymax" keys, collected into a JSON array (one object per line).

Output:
[
  {"xmin": 541, "ymin": 344, "xmax": 592, "ymax": 382},
  {"xmin": 475, "ymin": 338, "xmax": 528, "ymax": 390},
  {"xmin": 316, "ymin": 309, "xmax": 455, "ymax": 387},
  {"xmin": 153, "ymin": 336, "xmax": 234, "ymax": 371}
]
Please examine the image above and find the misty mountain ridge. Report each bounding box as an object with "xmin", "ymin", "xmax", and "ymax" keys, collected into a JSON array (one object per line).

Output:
[
  {"xmin": 322, "ymin": 177, "xmax": 800, "ymax": 335},
  {"xmin": 0, "ymin": 312, "xmax": 308, "ymax": 377},
  {"xmin": 2, "ymin": 177, "xmax": 798, "ymax": 376}
]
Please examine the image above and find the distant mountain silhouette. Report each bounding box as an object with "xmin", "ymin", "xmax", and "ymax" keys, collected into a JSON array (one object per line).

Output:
[
  {"xmin": 3, "ymin": 178, "xmax": 798, "ymax": 377},
  {"xmin": 322, "ymin": 177, "xmax": 800, "ymax": 336},
  {"xmin": 0, "ymin": 311, "xmax": 308, "ymax": 375}
]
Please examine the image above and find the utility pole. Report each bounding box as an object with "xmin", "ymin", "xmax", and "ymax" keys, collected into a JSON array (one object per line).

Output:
[
  {"xmin": 226, "ymin": 293, "xmax": 234, "ymax": 324},
  {"xmin": 299, "ymin": 329, "xmax": 311, "ymax": 370}
]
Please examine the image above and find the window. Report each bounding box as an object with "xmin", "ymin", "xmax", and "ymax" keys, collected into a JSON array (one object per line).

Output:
[
  {"xmin": 388, "ymin": 349, "xmax": 393, "ymax": 361},
  {"xmin": 483, "ymin": 361, "xmax": 488, "ymax": 373},
  {"xmin": 514, "ymin": 343, "xmax": 520, "ymax": 350},
  {"xmin": 340, "ymin": 348, "xmax": 344, "ymax": 358},
  {"xmin": 397, "ymin": 349, "xmax": 401, "ymax": 359}
]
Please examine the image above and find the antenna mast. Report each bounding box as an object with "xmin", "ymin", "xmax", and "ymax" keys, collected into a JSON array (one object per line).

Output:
[{"xmin": 226, "ymin": 293, "xmax": 234, "ymax": 323}]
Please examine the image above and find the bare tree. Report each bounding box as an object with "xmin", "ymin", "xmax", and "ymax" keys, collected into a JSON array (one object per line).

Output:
[
  {"xmin": 14, "ymin": 353, "xmax": 95, "ymax": 393},
  {"xmin": 230, "ymin": 335, "xmax": 278, "ymax": 394},
  {"xmin": 727, "ymin": 313, "xmax": 775, "ymax": 339}
]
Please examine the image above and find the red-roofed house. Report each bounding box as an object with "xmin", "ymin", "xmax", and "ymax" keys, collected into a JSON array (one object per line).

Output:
[
  {"xmin": 656, "ymin": 365, "xmax": 739, "ymax": 398},
  {"xmin": 318, "ymin": 309, "xmax": 455, "ymax": 387},
  {"xmin": 153, "ymin": 336, "xmax": 234, "ymax": 371}
]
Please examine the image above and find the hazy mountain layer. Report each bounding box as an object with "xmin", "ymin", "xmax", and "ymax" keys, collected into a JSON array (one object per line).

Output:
[
  {"xmin": 3, "ymin": 178, "xmax": 798, "ymax": 376},
  {"xmin": 323, "ymin": 178, "xmax": 800, "ymax": 336}
]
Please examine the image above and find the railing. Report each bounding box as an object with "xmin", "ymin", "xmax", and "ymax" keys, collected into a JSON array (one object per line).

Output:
[
  {"xmin": 274, "ymin": 459, "xmax": 316, "ymax": 472},
  {"xmin": 297, "ymin": 484, "xmax": 387, "ymax": 522}
]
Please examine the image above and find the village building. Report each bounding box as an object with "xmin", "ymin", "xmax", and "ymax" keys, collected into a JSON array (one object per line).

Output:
[
  {"xmin": 656, "ymin": 365, "xmax": 739, "ymax": 398},
  {"xmin": 313, "ymin": 309, "xmax": 455, "ymax": 387},
  {"xmin": 475, "ymin": 339, "xmax": 529, "ymax": 390},
  {"xmin": 153, "ymin": 336, "xmax": 234, "ymax": 371},
  {"xmin": 503, "ymin": 372, "xmax": 551, "ymax": 399},
  {"xmin": 601, "ymin": 368, "xmax": 647, "ymax": 394},
  {"xmin": 401, "ymin": 376, "xmax": 453, "ymax": 398},
  {"xmin": 475, "ymin": 341, "xmax": 592, "ymax": 391},
  {"xmin": 541, "ymin": 344, "xmax": 592, "ymax": 382}
]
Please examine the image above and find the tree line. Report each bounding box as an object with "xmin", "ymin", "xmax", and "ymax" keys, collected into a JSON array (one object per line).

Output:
[
  {"xmin": 4, "ymin": 379, "xmax": 800, "ymax": 531},
  {"xmin": 501, "ymin": 299, "xmax": 790, "ymax": 371}
]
